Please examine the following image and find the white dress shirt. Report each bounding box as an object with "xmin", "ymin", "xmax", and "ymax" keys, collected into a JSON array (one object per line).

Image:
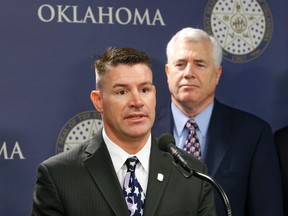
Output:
[{"xmin": 103, "ymin": 128, "xmax": 151, "ymax": 193}]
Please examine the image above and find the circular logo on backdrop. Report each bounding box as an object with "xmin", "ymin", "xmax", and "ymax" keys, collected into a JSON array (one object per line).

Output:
[
  {"xmin": 56, "ymin": 110, "xmax": 103, "ymax": 154},
  {"xmin": 204, "ymin": 0, "xmax": 273, "ymax": 63}
]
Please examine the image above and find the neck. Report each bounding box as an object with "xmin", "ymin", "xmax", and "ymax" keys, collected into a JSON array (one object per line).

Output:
[
  {"xmin": 172, "ymin": 97, "xmax": 214, "ymax": 118},
  {"xmin": 105, "ymin": 129, "xmax": 150, "ymax": 154}
]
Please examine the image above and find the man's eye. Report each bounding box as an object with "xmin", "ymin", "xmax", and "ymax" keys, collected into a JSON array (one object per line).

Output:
[
  {"xmin": 197, "ymin": 63, "xmax": 206, "ymax": 68},
  {"xmin": 142, "ymin": 88, "xmax": 149, "ymax": 93},
  {"xmin": 117, "ymin": 90, "xmax": 126, "ymax": 95},
  {"xmin": 175, "ymin": 62, "xmax": 186, "ymax": 69}
]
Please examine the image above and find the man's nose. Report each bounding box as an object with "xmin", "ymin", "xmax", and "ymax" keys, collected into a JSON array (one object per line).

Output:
[
  {"xmin": 183, "ymin": 64, "xmax": 195, "ymax": 78},
  {"xmin": 129, "ymin": 91, "xmax": 144, "ymax": 108}
]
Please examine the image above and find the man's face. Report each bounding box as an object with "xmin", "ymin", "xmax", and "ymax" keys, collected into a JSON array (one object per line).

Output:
[
  {"xmin": 91, "ymin": 63, "xmax": 156, "ymax": 144},
  {"xmin": 166, "ymin": 40, "xmax": 222, "ymax": 115}
]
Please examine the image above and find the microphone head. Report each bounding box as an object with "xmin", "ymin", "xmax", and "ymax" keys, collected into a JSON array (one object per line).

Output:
[{"xmin": 158, "ymin": 133, "xmax": 175, "ymax": 152}]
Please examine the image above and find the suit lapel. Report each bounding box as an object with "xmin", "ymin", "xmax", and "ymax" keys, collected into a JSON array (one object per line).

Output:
[
  {"xmin": 143, "ymin": 137, "xmax": 172, "ymax": 216},
  {"xmin": 83, "ymin": 132, "xmax": 129, "ymax": 216},
  {"xmin": 204, "ymin": 100, "xmax": 231, "ymax": 177}
]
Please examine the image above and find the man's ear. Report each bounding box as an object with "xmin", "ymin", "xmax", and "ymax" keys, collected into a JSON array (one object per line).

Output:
[
  {"xmin": 90, "ymin": 90, "xmax": 103, "ymax": 112},
  {"xmin": 215, "ymin": 66, "xmax": 222, "ymax": 85},
  {"xmin": 165, "ymin": 63, "xmax": 170, "ymax": 75}
]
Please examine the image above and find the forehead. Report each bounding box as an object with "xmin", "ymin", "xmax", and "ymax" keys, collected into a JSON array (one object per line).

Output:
[
  {"xmin": 172, "ymin": 40, "xmax": 212, "ymax": 60},
  {"xmin": 104, "ymin": 63, "xmax": 153, "ymax": 85}
]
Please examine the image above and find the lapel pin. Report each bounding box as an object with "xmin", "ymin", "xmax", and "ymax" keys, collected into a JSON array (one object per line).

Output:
[{"xmin": 157, "ymin": 173, "xmax": 164, "ymax": 182}]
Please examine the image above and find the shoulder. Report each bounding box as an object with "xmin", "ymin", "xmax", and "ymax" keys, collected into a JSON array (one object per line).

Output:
[
  {"xmin": 41, "ymin": 134, "xmax": 102, "ymax": 168},
  {"xmin": 40, "ymin": 142, "xmax": 86, "ymax": 168},
  {"xmin": 274, "ymin": 126, "xmax": 288, "ymax": 138},
  {"xmin": 214, "ymin": 100, "xmax": 270, "ymax": 128},
  {"xmin": 274, "ymin": 126, "xmax": 288, "ymax": 146}
]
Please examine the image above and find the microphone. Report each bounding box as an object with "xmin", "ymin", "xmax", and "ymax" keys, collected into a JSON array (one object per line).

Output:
[
  {"xmin": 158, "ymin": 133, "xmax": 232, "ymax": 216},
  {"xmin": 158, "ymin": 133, "xmax": 192, "ymax": 173}
]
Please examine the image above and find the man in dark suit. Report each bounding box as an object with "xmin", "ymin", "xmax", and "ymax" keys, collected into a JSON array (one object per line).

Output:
[
  {"xmin": 32, "ymin": 47, "xmax": 216, "ymax": 216},
  {"xmin": 152, "ymin": 27, "xmax": 284, "ymax": 216},
  {"xmin": 274, "ymin": 126, "xmax": 288, "ymax": 216}
]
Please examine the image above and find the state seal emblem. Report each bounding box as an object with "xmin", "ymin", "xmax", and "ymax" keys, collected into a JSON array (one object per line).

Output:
[
  {"xmin": 56, "ymin": 110, "xmax": 103, "ymax": 154},
  {"xmin": 204, "ymin": 0, "xmax": 273, "ymax": 63}
]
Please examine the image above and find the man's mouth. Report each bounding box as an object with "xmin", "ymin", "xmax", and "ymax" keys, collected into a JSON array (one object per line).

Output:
[
  {"xmin": 126, "ymin": 113, "xmax": 146, "ymax": 120},
  {"xmin": 130, "ymin": 116, "xmax": 142, "ymax": 119}
]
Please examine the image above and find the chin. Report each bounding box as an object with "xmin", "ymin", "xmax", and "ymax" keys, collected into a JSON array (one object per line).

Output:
[
  {"xmin": 129, "ymin": 128, "xmax": 150, "ymax": 137},
  {"xmin": 179, "ymin": 95, "xmax": 195, "ymax": 102}
]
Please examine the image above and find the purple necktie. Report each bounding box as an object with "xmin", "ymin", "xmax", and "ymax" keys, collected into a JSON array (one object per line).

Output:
[
  {"xmin": 123, "ymin": 156, "xmax": 145, "ymax": 216},
  {"xmin": 184, "ymin": 119, "xmax": 201, "ymax": 160}
]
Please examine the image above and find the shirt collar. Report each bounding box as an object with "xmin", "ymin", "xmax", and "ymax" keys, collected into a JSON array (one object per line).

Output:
[
  {"xmin": 171, "ymin": 101, "xmax": 214, "ymax": 138},
  {"xmin": 171, "ymin": 102, "xmax": 188, "ymax": 137},
  {"xmin": 102, "ymin": 128, "xmax": 151, "ymax": 174}
]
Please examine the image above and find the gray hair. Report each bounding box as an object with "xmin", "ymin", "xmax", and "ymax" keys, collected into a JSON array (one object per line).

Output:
[{"xmin": 166, "ymin": 27, "xmax": 222, "ymax": 68}]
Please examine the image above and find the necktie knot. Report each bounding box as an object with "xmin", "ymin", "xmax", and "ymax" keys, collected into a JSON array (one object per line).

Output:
[
  {"xmin": 186, "ymin": 119, "xmax": 198, "ymax": 132},
  {"xmin": 125, "ymin": 156, "xmax": 139, "ymax": 172}
]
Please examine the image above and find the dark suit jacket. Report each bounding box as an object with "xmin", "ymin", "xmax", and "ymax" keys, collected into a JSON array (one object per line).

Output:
[
  {"xmin": 274, "ymin": 126, "xmax": 288, "ymax": 216},
  {"xmin": 32, "ymin": 130, "xmax": 216, "ymax": 216},
  {"xmin": 152, "ymin": 99, "xmax": 284, "ymax": 216}
]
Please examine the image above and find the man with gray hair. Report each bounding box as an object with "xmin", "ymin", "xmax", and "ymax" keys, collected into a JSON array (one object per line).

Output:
[{"xmin": 153, "ymin": 27, "xmax": 284, "ymax": 216}]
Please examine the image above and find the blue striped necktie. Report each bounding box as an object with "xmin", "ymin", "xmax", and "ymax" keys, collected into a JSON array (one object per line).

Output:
[{"xmin": 123, "ymin": 156, "xmax": 145, "ymax": 216}]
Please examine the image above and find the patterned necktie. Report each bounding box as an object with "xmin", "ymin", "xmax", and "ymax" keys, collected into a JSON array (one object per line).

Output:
[
  {"xmin": 123, "ymin": 156, "xmax": 145, "ymax": 216},
  {"xmin": 184, "ymin": 119, "xmax": 202, "ymax": 160}
]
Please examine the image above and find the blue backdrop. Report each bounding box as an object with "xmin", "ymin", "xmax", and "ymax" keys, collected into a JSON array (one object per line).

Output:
[{"xmin": 1, "ymin": 0, "xmax": 287, "ymax": 215}]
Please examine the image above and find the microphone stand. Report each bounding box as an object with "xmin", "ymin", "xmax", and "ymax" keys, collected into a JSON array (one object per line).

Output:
[{"xmin": 173, "ymin": 161, "xmax": 232, "ymax": 216}]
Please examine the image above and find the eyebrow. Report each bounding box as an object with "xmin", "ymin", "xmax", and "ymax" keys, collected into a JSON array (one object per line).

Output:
[
  {"xmin": 174, "ymin": 58, "xmax": 186, "ymax": 63},
  {"xmin": 112, "ymin": 81, "xmax": 153, "ymax": 89},
  {"xmin": 174, "ymin": 58, "xmax": 206, "ymax": 64},
  {"xmin": 194, "ymin": 59, "xmax": 206, "ymax": 64}
]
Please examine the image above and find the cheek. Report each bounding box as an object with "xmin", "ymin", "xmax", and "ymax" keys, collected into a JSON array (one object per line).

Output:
[
  {"xmin": 204, "ymin": 77, "xmax": 218, "ymax": 92},
  {"xmin": 102, "ymin": 98, "xmax": 121, "ymax": 113},
  {"xmin": 144, "ymin": 94, "xmax": 156, "ymax": 110},
  {"xmin": 151, "ymin": 97, "xmax": 157, "ymax": 108},
  {"xmin": 103, "ymin": 104, "xmax": 121, "ymax": 122},
  {"xmin": 167, "ymin": 72, "xmax": 180, "ymax": 85},
  {"xmin": 210, "ymin": 74, "xmax": 219, "ymax": 86}
]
